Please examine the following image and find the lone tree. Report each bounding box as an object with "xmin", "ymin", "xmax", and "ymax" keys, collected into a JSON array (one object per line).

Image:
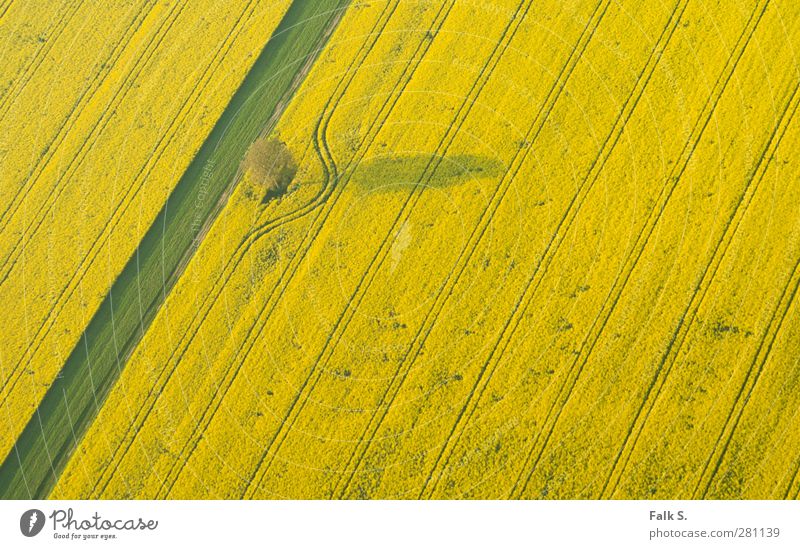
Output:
[{"xmin": 242, "ymin": 137, "xmax": 297, "ymax": 201}]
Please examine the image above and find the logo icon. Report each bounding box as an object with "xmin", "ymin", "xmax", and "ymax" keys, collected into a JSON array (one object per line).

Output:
[{"xmin": 20, "ymin": 509, "xmax": 45, "ymax": 537}]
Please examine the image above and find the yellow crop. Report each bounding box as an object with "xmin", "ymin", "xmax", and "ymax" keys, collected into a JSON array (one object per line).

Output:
[
  {"xmin": 55, "ymin": 0, "xmax": 800, "ymax": 500},
  {"xmin": 0, "ymin": 0, "xmax": 291, "ymax": 462}
]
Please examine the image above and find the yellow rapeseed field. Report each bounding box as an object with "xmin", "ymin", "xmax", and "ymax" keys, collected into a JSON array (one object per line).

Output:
[
  {"xmin": 52, "ymin": 0, "xmax": 800, "ymax": 500},
  {"xmin": 0, "ymin": 0, "xmax": 291, "ymax": 463}
]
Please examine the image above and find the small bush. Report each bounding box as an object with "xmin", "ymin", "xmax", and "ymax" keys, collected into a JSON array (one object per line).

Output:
[{"xmin": 242, "ymin": 137, "xmax": 297, "ymax": 201}]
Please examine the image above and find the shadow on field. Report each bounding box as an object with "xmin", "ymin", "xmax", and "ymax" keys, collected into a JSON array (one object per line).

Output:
[{"xmin": 352, "ymin": 154, "xmax": 504, "ymax": 192}]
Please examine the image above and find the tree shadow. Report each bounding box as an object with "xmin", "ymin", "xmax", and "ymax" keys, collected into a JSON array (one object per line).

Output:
[{"xmin": 351, "ymin": 154, "xmax": 504, "ymax": 192}]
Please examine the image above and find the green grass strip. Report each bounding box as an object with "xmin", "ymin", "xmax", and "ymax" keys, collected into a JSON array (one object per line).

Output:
[{"xmin": 0, "ymin": 0, "xmax": 350, "ymax": 499}]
